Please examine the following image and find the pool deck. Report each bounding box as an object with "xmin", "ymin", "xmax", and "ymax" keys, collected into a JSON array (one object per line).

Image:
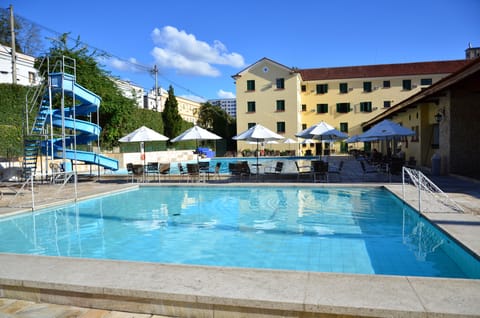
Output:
[{"xmin": 0, "ymin": 156, "xmax": 479, "ymax": 317}]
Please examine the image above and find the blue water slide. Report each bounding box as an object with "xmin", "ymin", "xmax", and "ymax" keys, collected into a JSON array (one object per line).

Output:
[{"xmin": 41, "ymin": 73, "xmax": 119, "ymax": 171}]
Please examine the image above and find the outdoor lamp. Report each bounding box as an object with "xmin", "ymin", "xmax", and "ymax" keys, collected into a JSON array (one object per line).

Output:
[{"xmin": 434, "ymin": 108, "xmax": 445, "ymax": 123}]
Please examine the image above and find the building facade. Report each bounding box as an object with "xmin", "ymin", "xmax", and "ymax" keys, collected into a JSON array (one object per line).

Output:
[
  {"xmin": 0, "ymin": 44, "xmax": 39, "ymax": 86},
  {"xmin": 144, "ymin": 87, "xmax": 201, "ymax": 124},
  {"xmin": 208, "ymin": 98, "xmax": 237, "ymax": 118},
  {"xmin": 363, "ymin": 57, "xmax": 480, "ymax": 179},
  {"xmin": 233, "ymin": 57, "xmax": 468, "ymax": 155},
  {"xmin": 110, "ymin": 77, "xmax": 145, "ymax": 108}
]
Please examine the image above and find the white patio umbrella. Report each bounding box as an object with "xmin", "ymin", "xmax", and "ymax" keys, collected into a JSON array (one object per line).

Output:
[
  {"xmin": 119, "ymin": 126, "xmax": 169, "ymax": 166},
  {"xmin": 233, "ymin": 124, "xmax": 284, "ymax": 176},
  {"xmin": 283, "ymin": 138, "xmax": 297, "ymax": 144},
  {"xmin": 171, "ymin": 125, "xmax": 222, "ymax": 161},
  {"xmin": 296, "ymin": 121, "xmax": 348, "ymax": 141},
  {"xmin": 296, "ymin": 121, "xmax": 347, "ymax": 157},
  {"xmin": 283, "ymin": 138, "xmax": 298, "ymax": 154},
  {"xmin": 357, "ymin": 119, "xmax": 415, "ymax": 140},
  {"xmin": 357, "ymin": 119, "xmax": 415, "ymax": 158}
]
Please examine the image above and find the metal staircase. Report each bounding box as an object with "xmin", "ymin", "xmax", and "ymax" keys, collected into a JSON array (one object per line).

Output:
[{"xmin": 22, "ymin": 94, "xmax": 50, "ymax": 179}]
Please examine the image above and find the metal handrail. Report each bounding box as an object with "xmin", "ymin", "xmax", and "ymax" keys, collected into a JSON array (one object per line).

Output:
[{"xmin": 402, "ymin": 167, "xmax": 464, "ymax": 213}]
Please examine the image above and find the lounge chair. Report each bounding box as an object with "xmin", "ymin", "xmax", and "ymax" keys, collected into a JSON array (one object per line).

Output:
[
  {"xmin": 295, "ymin": 160, "xmax": 311, "ymax": 181},
  {"xmin": 328, "ymin": 160, "xmax": 344, "ymax": 182},
  {"xmin": 207, "ymin": 162, "xmax": 221, "ymax": 181},
  {"xmin": 311, "ymin": 160, "xmax": 328, "ymax": 183},
  {"xmin": 360, "ymin": 160, "xmax": 379, "ymax": 180},
  {"xmin": 186, "ymin": 163, "xmax": 201, "ymax": 183},
  {"xmin": 126, "ymin": 163, "xmax": 135, "ymax": 183},
  {"xmin": 158, "ymin": 163, "xmax": 171, "ymax": 181},
  {"xmin": 265, "ymin": 161, "xmax": 283, "ymax": 174},
  {"xmin": 146, "ymin": 162, "xmax": 160, "ymax": 182},
  {"xmin": 178, "ymin": 163, "xmax": 188, "ymax": 182},
  {"xmin": 264, "ymin": 161, "xmax": 283, "ymax": 181}
]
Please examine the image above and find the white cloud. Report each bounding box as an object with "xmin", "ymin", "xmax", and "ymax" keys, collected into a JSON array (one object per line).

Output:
[
  {"xmin": 151, "ymin": 26, "xmax": 245, "ymax": 77},
  {"xmin": 106, "ymin": 57, "xmax": 144, "ymax": 72},
  {"xmin": 217, "ymin": 89, "xmax": 235, "ymax": 98}
]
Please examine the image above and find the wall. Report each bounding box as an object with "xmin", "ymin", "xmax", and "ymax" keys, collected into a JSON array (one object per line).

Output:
[{"xmin": 449, "ymin": 90, "xmax": 480, "ymax": 179}]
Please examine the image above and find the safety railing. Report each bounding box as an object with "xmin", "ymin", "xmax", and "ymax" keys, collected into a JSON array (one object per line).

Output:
[
  {"xmin": 8, "ymin": 169, "xmax": 78, "ymax": 210},
  {"xmin": 402, "ymin": 166, "xmax": 464, "ymax": 213}
]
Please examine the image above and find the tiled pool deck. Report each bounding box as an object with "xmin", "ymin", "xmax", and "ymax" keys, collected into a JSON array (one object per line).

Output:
[{"xmin": 0, "ymin": 156, "xmax": 479, "ymax": 317}]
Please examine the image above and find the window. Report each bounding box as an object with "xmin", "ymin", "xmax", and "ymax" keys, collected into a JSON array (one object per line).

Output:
[
  {"xmin": 383, "ymin": 80, "xmax": 391, "ymax": 88},
  {"xmin": 247, "ymin": 101, "xmax": 256, "ymax": 112},
  {"xmin": 302, "ymin": 123, "xmax": 307, "ymax": 130},
  {"xmin": 248, "ymin": 122, "xmax": 256, "ymax": 129},
  {"xmin": 339, "ymin": 83, "xmax": 348, "ymax": 94},
  {"xmin": 276, "ymin": 78, "xmax": 285, "ymax": 89},
  {"xmin": 336, "ymin": 103, "xmax": 350, "ymax": 113},
  {"xmin": 340, "ymin": 122, "xmax": 348, "ymax": 133},
  {"xmin": 359, "ymin": 101, "xmax": 372, "ymax": 112},
  {"xmin": 316, "ymin": 84, "xmax": 328, "ymax": 94},
  {"xmin": 276, "ymin": 121, "xmax": 285, "ymax": 133},
  {"xmin": 301, "ymin": 85, "xmax": 306, "ymax": 92},
  {"xmin": 28, "ymin": 72, "xmax": 36, "ymax": 84},
  {"xmin": 383, "ymin": 100, "xmax": 391, "ymax": 108},
  {"xmin": 316, "ymin": 103, "xmax": 328, "ymax": 114},
  {"xmin": 420, "ymin": 78, "xmax": 432, "ymax": 85},
  {"xmin": 247, "ymin": 80, "xmax": 255, "ymax": 91},
  {"xmin": 363, "ymin": 81, "xmax": 372, "ymax": 92},
  {"xmin": 276, "ymin": 100, "xmax": 285, "ymax": 112},
  {"xmin": 301, "ymin": 104, "xmax": 307, "ymax": 112},
  {"xmin": 402, "ymin": 79, "xmax": 412, "ymax": 90}
]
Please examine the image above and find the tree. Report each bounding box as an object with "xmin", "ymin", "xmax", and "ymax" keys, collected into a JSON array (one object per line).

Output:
[
  {"xmin": 197, "ymin": 102, "xmax": 237, "ymax": 151},
  {"xmin": 0, "ymin": 8, "xmax": 43, "ymax": 55},
  {"xmin": 162, "ymin": 85, "xmax": 183, "ymax": 144},
  {"xmin": 35, "ymin": 34, "xmax": 139, "ymax": 149}
]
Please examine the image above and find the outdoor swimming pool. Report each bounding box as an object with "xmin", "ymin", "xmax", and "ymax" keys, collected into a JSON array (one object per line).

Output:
[{"xmin": 0, "ymin": 186, "xmax": 478, "ymax": 278}]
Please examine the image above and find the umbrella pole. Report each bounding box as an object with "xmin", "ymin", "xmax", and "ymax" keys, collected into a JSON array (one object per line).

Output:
[{"xmin": 257, "ymin": 141, "xmax": 259, "ymax": 180}]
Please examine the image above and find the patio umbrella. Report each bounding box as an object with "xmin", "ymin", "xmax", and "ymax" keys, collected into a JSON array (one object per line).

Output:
[
  {"xmin": 282, "ymin": 138, "xmax": 298, "ymax": 155},
  {"xmin": 296, "ymin": 121, "xmax": 347, "ymax": 157},
  {"xmin": 357, "ymin": 119, "xmax": 415, "ymax": 158},
  {"xmin": 357, "ymin": 119, "xmax": 415, "ymax": 140},
  {"xmin": 171, "ymin": 125, "xmax": 222, "ymax": 161},
  {"xmin": 119, "ymin": 126, "xmax": 169, "ymax": 166},
  {"xmin": 233, "ymin": 124, "xmax": 284, "ymax": 176},
  {"xmin": 296, "ymin": 121, "xmax": 348, "ymax": 141}
]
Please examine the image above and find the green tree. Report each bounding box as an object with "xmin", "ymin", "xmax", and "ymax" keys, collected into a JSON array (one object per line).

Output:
[
  {"xmin": 0, "ymin": 84, "xmax": 27, "ymax": 159},
  {"xmin": 35, "ymin": 34, "xmax": 139, "ymax": 149},
  {"xmin": 0, "ymin": 8, "xmax": 42, "ymax": 55},
  {"xmin": 197, "ymin": 102, "xmax": 237, "ymax": 151},
  {"xmin": 162, "ymin": 85, "xmax": 183, "ymax": 145}
]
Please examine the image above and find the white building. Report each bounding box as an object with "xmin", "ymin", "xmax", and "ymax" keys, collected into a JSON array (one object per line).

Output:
[
  {"xmin": 144, "ymin": 87, "xmax": 201, "ymax": 123},
  {"xmin": 0, "ymin": 44, "xmax": 39, "ymax": 86},
  {"xmin": 110, "ymin": 77, "xmax": 144, "ymax": 108},
  {"xmin": 208, "ymin": 98, "xmax": 237, "ymax": 118}
]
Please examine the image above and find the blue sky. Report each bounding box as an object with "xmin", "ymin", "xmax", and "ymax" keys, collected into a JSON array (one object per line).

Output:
[{"xmin": 6, "ymin": 0, "xmax": 480, "ymax": 101}]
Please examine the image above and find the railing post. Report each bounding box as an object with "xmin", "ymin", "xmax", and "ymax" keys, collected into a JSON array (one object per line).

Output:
[
  {"xmin": 30, "ymin": 168, "xmax": 35, "ymax": 211},
  {"xmin": 418, "ymin": 172, "xmax": 422, "ymax": 213}
]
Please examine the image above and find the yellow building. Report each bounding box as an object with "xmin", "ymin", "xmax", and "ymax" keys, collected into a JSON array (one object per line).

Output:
[
  {"xmin": 363, "ymin": 57, "xmax": 480, "ymax": 179},
  {"xmin": 233, "ymin": 57, "xmax": 467, "ymax": 155}
]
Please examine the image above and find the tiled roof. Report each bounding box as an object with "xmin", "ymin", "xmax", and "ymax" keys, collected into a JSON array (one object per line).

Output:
[{"xmin": 298, "ymin": 60, "xmax": 469, "ymax": 81}]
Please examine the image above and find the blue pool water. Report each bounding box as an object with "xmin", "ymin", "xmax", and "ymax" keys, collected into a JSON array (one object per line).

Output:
[{"xmin": 1, "ymin": 186, "xmax": 478, "ymax": 278}]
